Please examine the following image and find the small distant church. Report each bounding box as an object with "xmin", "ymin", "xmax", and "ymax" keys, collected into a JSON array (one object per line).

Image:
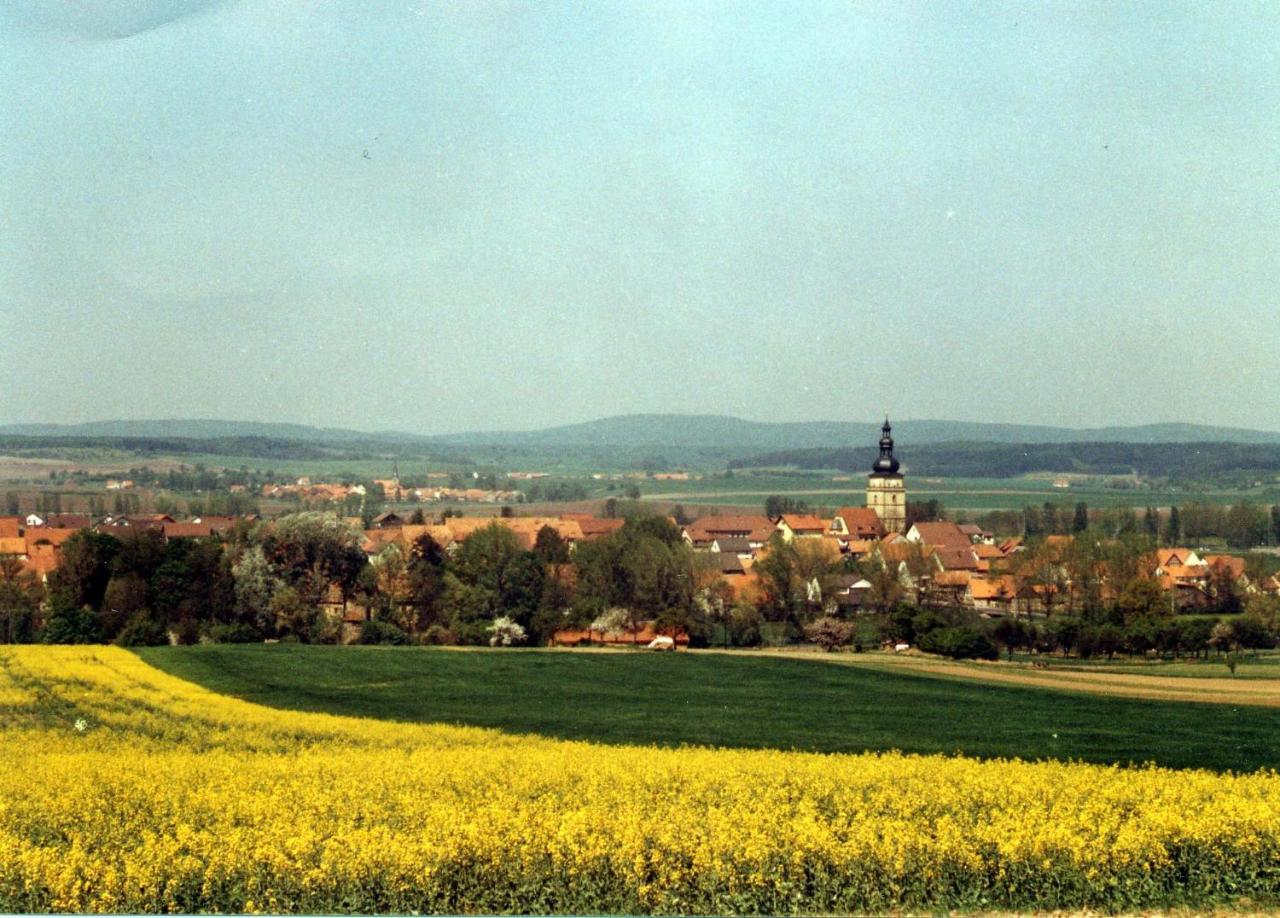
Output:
[{"xmin": 866, "ymin": 417, "xmax": 906, "ymax": 534}]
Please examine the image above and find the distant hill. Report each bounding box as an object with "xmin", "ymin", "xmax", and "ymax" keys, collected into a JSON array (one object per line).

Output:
[
  {"xmin": 5, "ymin": 415, "xmax": 1280, "ymax": 464},
  {"xmin": 0, "ymin": 419, "xmax": 427, "ymax": 443},
  {"xmin": 426, "ymin": 415, "xmax": 1280, "ymax": 450},
  {"xmin": 731, "ymin": 441, "xmax": 1280, "ymax": 483}
]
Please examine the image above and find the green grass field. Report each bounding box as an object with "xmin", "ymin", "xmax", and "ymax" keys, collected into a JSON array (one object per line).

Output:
[
  {"xmin": 644, "ymin": 472, "xmax": 1268, "ymax": 512},
  {"xmin": 137, "ymin": 645, "xmax": 1280, "ymax": 772}
]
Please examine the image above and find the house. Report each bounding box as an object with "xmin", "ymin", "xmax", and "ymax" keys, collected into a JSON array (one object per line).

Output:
[
  {"xmin": 0, "ymin": 537, "xmax": 27, "ymax": 558},
  {"xmin": 830, "ymin": 506, "xmax": 886, "ymax": 541},
  {"xmin": 99, "ymin": 514, "xmax": 175, "ymax": 531},
  {"xmin": 561, "ymin": 515, "xmax": 625, "ymax": 540},
  {"xmin": 905, "ymin": 521, "xmax": 973, "ymax": 551},
  {"xmin": 957, "ymin": 523, "xmax": 994, "ymax": 545},
  {"xmin": 161, "ymin": 522, "xmax": 213, "ymax": 540},
  {"xmin": 371, "ymin": 511, "xmax": 405, "ymax": 529},
  {"xmin": 931, "ymin": 546, "xmax": 980, "ymax": 572},
  {"xmin": 710, "ymin": 537, "xmax": 753, "ymax": 559},
  {"xmin": 716, "ymin": 552, "xmax": 747, "ymax": 575},
  {"xmin": 774, "ymin": 514, "xmax": 826, "ymax": 541},
  {"xmin": 967, "ymin": 575, "xmax": 1017, "ymax": 614},
  {"xmin": 682, "ymin": 515, "xmax": 775, "ymax": 550},
  {"xmin": 831, "ymin": 574, "xmax": 873, "ymax": 611},
  {"xmin": 192, "ymin": 515, "xmax": 256, "ymax": 534},
  {"xmin": 0, "ymin": 517, "xmax": 22, "ymax": 539},
  {"xmin": 21, "ymin": 528, "xmax": 83, "ymax": 582},
  {"xmin": 555, "ymin": 622, "xmax": 690, "ymax": 647}
]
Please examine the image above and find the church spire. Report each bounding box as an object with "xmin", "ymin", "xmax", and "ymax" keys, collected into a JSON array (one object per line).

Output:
[{"xmin": 872, "ymin": 417, "xmax": 900, "ymax": 475}]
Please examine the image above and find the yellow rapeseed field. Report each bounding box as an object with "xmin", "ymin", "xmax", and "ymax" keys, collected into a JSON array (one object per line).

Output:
[{"xmin": 1, "ymin": 646, "xmax": 1279, "ymax": 914}]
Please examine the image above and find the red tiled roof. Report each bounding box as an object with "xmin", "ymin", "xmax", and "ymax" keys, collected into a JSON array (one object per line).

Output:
[
  {"xmin": 162, "ymin": 522, "xmax": 213, "ymax": 539},
  {"xmin": 778, "ymin": 514, "xmax": 826, "ymax": 533},
  {"xmin": 684, "ymin": 515, "xmax": 775, "ymax": 544},
  {"xmin": 910, "ymin": 521, "xmax": 972, "ymax": 551},
  {"xmin": 833, "ymin": 506, "xmax": 886, "ymax": 539}
]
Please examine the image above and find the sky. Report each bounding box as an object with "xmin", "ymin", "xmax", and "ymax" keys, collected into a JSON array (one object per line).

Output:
[{"xmin": 2, "ymin": 0, "xmax": 1278, "ymax": 434}]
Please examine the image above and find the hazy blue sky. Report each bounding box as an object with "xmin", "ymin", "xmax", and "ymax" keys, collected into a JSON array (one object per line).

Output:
[{"xmin": 3, "ymin": 1, "xmax": 1277, "ymax": 433}]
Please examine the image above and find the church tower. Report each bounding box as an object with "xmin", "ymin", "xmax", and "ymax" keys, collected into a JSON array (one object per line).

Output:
[{"xmin": 866, "ymin": 417, "xmax": 906, "ymax": 534}]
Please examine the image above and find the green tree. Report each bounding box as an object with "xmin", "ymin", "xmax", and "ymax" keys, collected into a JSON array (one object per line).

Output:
[
  {"xmin": 269, "ymin": 585, "xmax": 316, "ymax": 641},
  {"xmin": 450, "ymin": 523, "xmax": 545, "ymax": 630},
  {"xmin": 1072, "ymin": 502, "xmax": 1089, "ymax": 533},
  {"xmin": 1165, "ymin": 506, "xmax": 1183, "ymax": 545},
  {"xmin": 533, "ymin": 525, "xmax": 570, "ymax": 565},
  {"xmin": 1143, "ymin": 507, "xmax": 1160, "ymax": 541},
  {"xmin": 1117, "ymin": 578, "xmax": 1169, "ymax": 624},
  {"xmin": 405, "ymin": 533, "xmax": 447, "ymax": 631},
  {"xmin": 0, "ymin": 558, "xmax": 38, "ymax": 643},
  {"xmin": 41, "ymin": 593, "xmax": 100, "ymax": 644},
  {"xmin": 47, "ymin": 530, "xmax": 120, "ymax": 612},
  {"xmin": 1224, "ymin": 502, "xmax": 1268, "ymax": 549}
]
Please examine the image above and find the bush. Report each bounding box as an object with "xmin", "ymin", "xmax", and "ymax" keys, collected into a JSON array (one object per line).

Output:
[
  {"xmin": 204, "ymin": 623, "xmax": 262, "ymax": 644},
  {"xmin": 114, "ymin": 612, "xmax": 169, "ymax": 647},
  {"xmin": 41, "ymin": 604, "xmax": 100, "ymax": 645},
  {"xmin": 419, "ymin": 624, "xmax": 455, "ymax": 646},
  {"xmin": 356, "ymin": 621, "xmax": 409, "ymax": 645},
  {"xmin": 918, "ymin": 626, "xmax": 998, "ymax": 661},
  {"xmin": 803, "ymin": 616, "xmax": 855, "ymax": 652},
  {"xmin": 729, "ymin": 605, "xmax": 764, "ymax": 647},
  {"xmin": 452, "ymin": 620, "xmax": 491, "ymax": 646},
  {"xmin": 172, "ymin": 617, "xmax": 200, "ymax": 646}
]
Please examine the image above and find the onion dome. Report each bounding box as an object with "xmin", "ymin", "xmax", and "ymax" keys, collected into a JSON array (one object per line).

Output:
[{"xmin": 872, "ymin": 417, "xmax": 900, "ymax": 475}]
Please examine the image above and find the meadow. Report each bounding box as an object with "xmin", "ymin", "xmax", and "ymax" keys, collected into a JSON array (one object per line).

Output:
[
  {"xmin": 3, "ymin": 645, "xmax": 1280, "ymax": 914},
  {"xmin": 139, "ymin": 644, "xmax": 1280, "ymax": 772}
]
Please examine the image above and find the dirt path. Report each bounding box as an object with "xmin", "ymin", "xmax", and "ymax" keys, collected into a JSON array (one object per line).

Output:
[{"xmin": 731, "ymin": 648, "xmax": 1280, "ymax": 708}]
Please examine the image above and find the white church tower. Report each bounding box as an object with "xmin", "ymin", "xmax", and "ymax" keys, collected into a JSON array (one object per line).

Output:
[{"xmin": 866, "ymin": 417, "xmax": 906, "ymax": 534}]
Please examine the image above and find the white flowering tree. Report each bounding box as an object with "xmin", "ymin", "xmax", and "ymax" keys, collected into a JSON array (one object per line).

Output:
[{"xmin": 487, "ymin": 616, "xmax": 527, "ymax": 647}]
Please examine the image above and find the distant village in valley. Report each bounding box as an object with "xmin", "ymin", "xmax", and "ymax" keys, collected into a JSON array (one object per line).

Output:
[{"xmin": 3, "ymin": 417, "xmax": 1279, "ymax": 657}]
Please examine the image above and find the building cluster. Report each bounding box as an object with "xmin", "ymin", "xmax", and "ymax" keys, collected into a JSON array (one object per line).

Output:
[
  {"xmin": 0, "ymin": 513, "xmax": 253, "ymax": 582},
  {"xmin": 259, "ymin": 477, "xmax": 522, "ymax": 504}
]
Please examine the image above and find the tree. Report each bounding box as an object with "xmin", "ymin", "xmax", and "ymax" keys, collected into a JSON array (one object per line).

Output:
[
  {"xmin": 1165, "ymin": 506, "xmax": 1183, "ymax": 545},
  {"xmin": 405, "ymin": 533, "xmax": 447, "ymax": 631},
  {"xmin": 1272, "ymin": 504, "xmax": 1280, "ymax": 545},
  {"xmin": 232, "ymin": 545, "xmax": 278, "ymax": 635},
  {"xmin": 905, "ymin": 499, "xmax": 945, "ymax": 527},
  {"xmin": 1117, "ymin": 578, "xmax": 1169, "ymax": 624},
  {"xmin": 591, "ymin": 606, "xmax": 643, "ymax": 643},
  {"xmin": 100, "ymin": 574, "xmax": 149, "ymax": 640},
  {"xmin": 260, "ymin": 512, "xmax": 367, "ymax": 606},
  {"xmin": 450, "ymin": 523, "xmax": 545, "ymax": 630},
  {"xmin": 992, "ymin": 616, "xmax": 1028, "ymax": 660},
  {"xmin": 602, "ymin": 498, "xmax": 618, "ymax": 519},
  {"xmin": 4, "ymin": 492, "xmax": 18, "ymax": 514},
  {"xmin": 269, "ymin": 585, "xmax": 316, "ymax": 641},
  {"xmin": 1072, "ymin": 502, "xmax": 1089, "ymax": 533},
  {"xmin": 41, "ymin": 593, "xmax": 99, "ymax": 644},
  {"xmin": 533, "ymin": 525, "xmax": 570, "ymax": 564},
  {"xmin": 486, "ymin": 616, "xmax": 527, "ymax": 646},
  {"xmin": 803, "ymin": 616, "xmax": 854, "ymax": 652},
  {"xmin": 0, "ymin": 559, "xmax": 38, "ymax": 644},
  {"xmin": 47, "ymin": 531, "xmax": 120, "ymax": 612},
  {"xmin": 764, "ymin": 495, "xmax": 809, "ymax": 519},
  {"xmin": 1143, "ymin": 507, "xmax": 1160, "ymax": 541},
  {"xmin": 1225, "ymin": 502, "xmax": 1268, "ymax": 549},
  {"xmin": 866, "ymin": 563, "xmax": 904, "ymax": 615}
]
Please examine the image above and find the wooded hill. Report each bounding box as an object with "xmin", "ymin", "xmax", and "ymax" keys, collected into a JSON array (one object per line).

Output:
[{"xmin": 731, "ymin": 442, "xmax": 1280, "ymax": 485}]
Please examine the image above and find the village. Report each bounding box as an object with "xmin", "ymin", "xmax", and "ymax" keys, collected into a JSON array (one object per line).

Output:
[{"xmin": 4, "ymin": 420, "xmax": 1278, "ymax": 656}]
